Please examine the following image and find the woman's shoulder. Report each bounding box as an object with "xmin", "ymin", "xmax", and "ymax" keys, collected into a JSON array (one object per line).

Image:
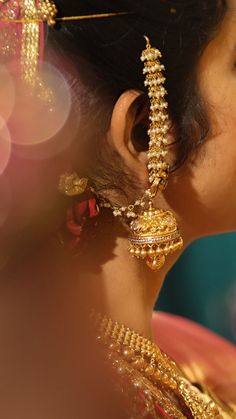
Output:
[{"xmin": 152, "ymin": 311, "xmax": 236, "ymax": 405}]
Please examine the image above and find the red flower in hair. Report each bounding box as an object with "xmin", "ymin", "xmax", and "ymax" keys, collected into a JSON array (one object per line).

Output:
[{"xmin": 64, "ymin": 196, "xmax": 100, "ymax": 251}]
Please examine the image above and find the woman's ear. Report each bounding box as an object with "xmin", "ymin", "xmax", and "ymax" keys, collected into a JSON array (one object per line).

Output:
[{"xmin": 108, "ymin": 90, "xmax": 150, "ymax": 185}]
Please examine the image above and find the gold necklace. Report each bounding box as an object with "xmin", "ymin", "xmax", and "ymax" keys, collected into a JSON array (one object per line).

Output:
[{"xmin": 94, "ymin": 314, "xmax": 236, "ymax": 419}]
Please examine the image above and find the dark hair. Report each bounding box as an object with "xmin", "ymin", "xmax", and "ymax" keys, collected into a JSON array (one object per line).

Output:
[{"xmin": 48, "ymin": 0, "xmax": 227, "ymax": 202}]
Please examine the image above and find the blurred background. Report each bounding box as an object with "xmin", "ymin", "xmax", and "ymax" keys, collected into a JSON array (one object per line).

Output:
[{"xmin": 157, "ymin": 233, "xmax": 236, "ymax": 343}]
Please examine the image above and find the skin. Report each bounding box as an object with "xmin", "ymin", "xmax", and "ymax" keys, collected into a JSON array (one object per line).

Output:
[{"xmin": 0, "ymin": 4, "xmax": 236, "ymax": 417}]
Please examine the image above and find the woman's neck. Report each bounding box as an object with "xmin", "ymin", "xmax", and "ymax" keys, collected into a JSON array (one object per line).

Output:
[
  {"xmin": 2, "ymin": 212, "xmax": 189, "ymax": 341},
  {"xmin": 83, "ymin": 215, "xmax": 189, "ymax": 340}
]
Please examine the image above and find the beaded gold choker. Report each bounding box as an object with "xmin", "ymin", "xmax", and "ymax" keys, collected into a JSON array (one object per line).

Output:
[{"xmin": 94, "ymin": 314, "xmax": 236, "ymax": 418}]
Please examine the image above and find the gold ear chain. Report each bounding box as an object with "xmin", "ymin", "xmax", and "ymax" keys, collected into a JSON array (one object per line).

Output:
[{"xmin": 100, "ymin": 36, "xmax": 183, "ymax": 271}]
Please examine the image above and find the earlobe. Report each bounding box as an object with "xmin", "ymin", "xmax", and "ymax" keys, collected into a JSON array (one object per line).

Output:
[{"xmin": 109, "ymin": 90, "xmax": 149, "ymax": 184}]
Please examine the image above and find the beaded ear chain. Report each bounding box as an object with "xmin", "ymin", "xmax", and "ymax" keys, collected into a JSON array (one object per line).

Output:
[
  {"xmin": 125, "ymin": 37, "xmax": 182, "ymax": 270},
  {"xmin": 102, "ymin": 36, "xmax": 183, "ymax": 271}
]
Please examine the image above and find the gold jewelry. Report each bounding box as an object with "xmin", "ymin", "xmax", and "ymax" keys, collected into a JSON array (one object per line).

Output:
[
  {"xmin": 58, "ymin": 172, "xmax": 88, "ymax": 197},
  {"xmin": 1, "ymin": 10, "xmax": 133, "ymax": 24},
  {"xmin": 102, "ymin": 37, "xmax": 183, "ymax": 271},
  {"xmin": 94, "ymin": 313, "xmax": 235, "ymax": 418},
  {"xmin": 129, "ymin": 37, "xmax": 183, "ymax": 270},
  {"xmin": 0, "ymin": 0, "xmax": 131, "ymax": 88},
  {"xmin": 129, "ymin": 204, "xmax": 183, "ymax": 270},
  {"xmin": 19, "ymin": 0, "xmax": 57, "ymax": 87}
]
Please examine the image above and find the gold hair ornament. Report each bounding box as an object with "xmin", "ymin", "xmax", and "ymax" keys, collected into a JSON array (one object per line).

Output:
[
  {"xmin": 20, "ymin": 0, "xmax": 56, "ymax": 88},
  {"xmin": 58, "ymin": 173, "xmax": 88, "ymax": 197},
  {"xmin": 1, "ymin": 10, "xmax": 132, "ymax": 25},
  {"xmin": 0, "ymin": 0, "xmax": 132, "ymax": 88}
]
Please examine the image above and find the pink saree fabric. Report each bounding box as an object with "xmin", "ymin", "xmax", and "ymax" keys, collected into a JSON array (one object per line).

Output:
[{"xmin": 152, "ymin": 311, "xmax": 236, "ymax": 405}]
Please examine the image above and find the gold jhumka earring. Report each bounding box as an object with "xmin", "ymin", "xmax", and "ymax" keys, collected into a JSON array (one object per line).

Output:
[
  {"xmin": 129, "ymin": 37, "xmax": 184, "ymax": 270},
  {"xmin": 103, "ymin": 37, "xmax": 184, "ymax": 271}
]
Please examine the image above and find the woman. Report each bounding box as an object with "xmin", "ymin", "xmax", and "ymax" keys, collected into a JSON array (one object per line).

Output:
[{"xmin": 0, "ymin": 0, "xmax": 236, "ymax": 417}]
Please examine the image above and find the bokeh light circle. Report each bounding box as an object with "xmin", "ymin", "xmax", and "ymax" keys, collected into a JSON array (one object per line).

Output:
[
  {"xmin": 0, "ymin": 177, "xmax": 11, "ymax": 228},
  {"xmin": 0, "ymin": 64, "xmax": 15, "ymax": 128},
  {"xmin": 0, "ymin": 117, "xmax": 11, "ymax": 175},
  {"xmin": 9, "ymin": 62, "xmax": 72, "ymax": 146}
]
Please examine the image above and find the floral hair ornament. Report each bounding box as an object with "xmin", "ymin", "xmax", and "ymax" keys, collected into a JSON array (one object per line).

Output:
[
  {"xmin": 0, "ymin": 0, "xmax": 133, "ymax": 90},
  {"xmin": 58, "ymin": 173, "xmax": 100, "ymax": 252}
]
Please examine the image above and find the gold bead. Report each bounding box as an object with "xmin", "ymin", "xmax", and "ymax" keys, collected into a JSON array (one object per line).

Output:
[
  {"xmin": 146, "ymin": 255, "xmax": 165, "ymax": 271},
  {"xmin": 109, "ymin": 342, "xmax": 119, "ymax": 351},
  {"xmin": 132, "ymin": 356, "xmax": 145, "ymax": 369},
  {"xmin": 141, "ymin": 249, "xmax": 147, "ymax": 258},
  {"xmin": 169, "ymin": 377, "xmax": 177, "ymax": 389},
  {"xmin": 123, "ymin": 348, "xmax": 134, "ymax": 361},
  {"xmin": 117, "ymin": 366, "xmax": 125, "ymax": 375},
  {"xmin": 145, "ymin": 366, "xmax": 155, "ymax": 376},
  {"xmin": 162, "ymin": 373, "xmax": 170, "ymax": 384},
  {"xmin": 154, "ymin": 369, "xmax": 162, "ymax": 380}
]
